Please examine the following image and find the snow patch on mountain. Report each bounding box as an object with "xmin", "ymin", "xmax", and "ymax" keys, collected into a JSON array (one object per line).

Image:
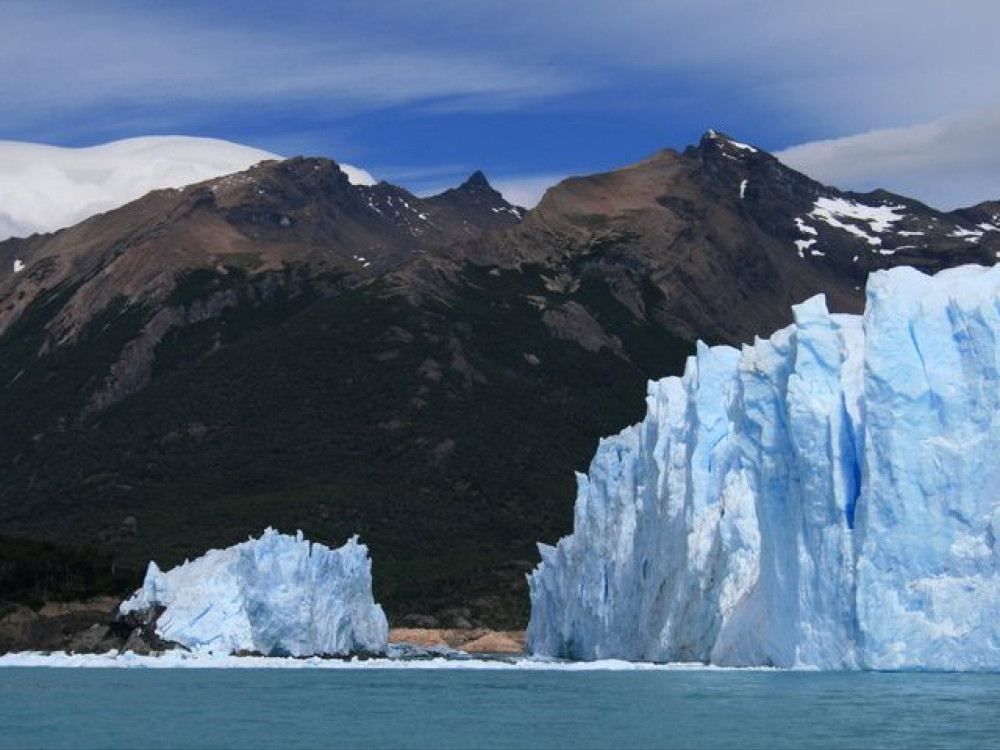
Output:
[
  {"xmin": 528, "ymin": 264, "xmax": 1000, "ymax": 671},
  {"xmin": 806, "ymin": 197, "xmax": 906, "ymax": 247},
  {"xmin": 0, "ymin": 136, "xmax": 375, "ymax": 241},
  {"xmin": 950, "ymin": 226, "xmax": 985, "ymax": 243},
  {"xmin": 706, "ymin": 130, "xmax": 758, "ymax": 154},
  {"xmin": 794, "ymin": 238, "xmax": 816, "ymax": 257},
  {"xmin": 120, "ymin": 528, "xmax": 388, "ymax": 657},
  {"xmin": 727, "ymin": 139, "xmax": 758, "ymax": 154}
]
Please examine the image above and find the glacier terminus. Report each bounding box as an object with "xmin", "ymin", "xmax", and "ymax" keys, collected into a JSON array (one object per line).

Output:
[
  {"xmin": 528, "ymin": 264, "xmax": 1000, "ymax": 671},
  {"xmin": 120, "ymin": 528, "xmax": 388, "ymax": 657}
]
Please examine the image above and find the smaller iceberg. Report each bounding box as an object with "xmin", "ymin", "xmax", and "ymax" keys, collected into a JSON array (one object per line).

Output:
[{"xmin": 119, "ymin": 528, "xmax": 388, "ymax": 657}]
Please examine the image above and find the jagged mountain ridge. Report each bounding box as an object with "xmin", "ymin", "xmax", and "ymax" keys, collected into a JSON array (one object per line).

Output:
[
  {"xmin": 0, "ymin": 157, "xmax": 521, "ymax": 343},
  {"xmin": 0, "ymin": 132, "xmax": 996, "ymax": 627},
  {"xmin": 422, "ymin": 130, "xmax": 998, "ymax": 344},
  {"xmin": 0, "ymin": 158, "xmax": 522, "ymax": 414}
]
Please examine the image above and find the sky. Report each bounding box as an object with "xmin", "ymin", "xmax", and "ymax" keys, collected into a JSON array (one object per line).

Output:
[{"xmin": 1, "ymin": 0, "xmax": 999, "ymax": 209}]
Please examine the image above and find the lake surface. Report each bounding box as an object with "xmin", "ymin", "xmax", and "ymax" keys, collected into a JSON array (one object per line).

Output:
[{"xmin": 1, "ymin": 664, "xmax": 999, "ymax": 749}]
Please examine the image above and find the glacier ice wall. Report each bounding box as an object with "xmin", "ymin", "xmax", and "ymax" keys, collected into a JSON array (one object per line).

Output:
[
  {"xmin": 528, "ymin": 264, "xmax": 1000, "ymax": 670},
  {"xmin": 120, "ymin": 528, "xmax": 388, "ymax": 656}
]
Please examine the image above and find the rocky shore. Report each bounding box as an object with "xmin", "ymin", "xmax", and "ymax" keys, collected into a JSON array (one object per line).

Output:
[
  {"xmin": 0, "ymin": 598, "xmax": 171, "ymax": 655},
  {"xmin": 0, "ymin": 598, "xmax": 525, "ymax": 657},
  {"xmin": 388, "ymin": 628, "xmax": 525, "ymax": 654}
]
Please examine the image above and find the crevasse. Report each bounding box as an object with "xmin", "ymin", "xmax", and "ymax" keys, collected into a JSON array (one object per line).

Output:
[
  {"xmin": 120, "ymin": 528, "xmax": 388, "ymax": 656},
  {"xmin": 527, "ymin": 264, "xmax": 1000, "ymax": 670}
]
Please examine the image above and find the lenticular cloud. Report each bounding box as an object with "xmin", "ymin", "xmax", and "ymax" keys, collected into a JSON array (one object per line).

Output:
[{"xmin": 0, "ymin": 136, "xmax": 376, "ymax": 241}]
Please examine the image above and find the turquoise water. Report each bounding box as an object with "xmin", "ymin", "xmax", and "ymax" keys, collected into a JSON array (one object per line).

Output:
[{"xmin": 1, "ymin": 667, "xmax": 999, "ymax": 749}]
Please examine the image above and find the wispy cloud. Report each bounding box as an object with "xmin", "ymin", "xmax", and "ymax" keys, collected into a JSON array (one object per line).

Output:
[
  {"xmin": 7, "ymin": 2, "xmax": 999, "ymax": 139},
  {"xmin": 776, "ymin": 107, "xmax": 1000, "ymax": 210},
  {"xmin": 461, "ymin": 0, "xmax": 1000, "ymax": 136},
  {"xmin": 17, "ymin": 0, "xmax": 999, "ymax": 146},
  {"xmin": 0, "ymin": 1, "xmax": 580, "ymax": 141}
]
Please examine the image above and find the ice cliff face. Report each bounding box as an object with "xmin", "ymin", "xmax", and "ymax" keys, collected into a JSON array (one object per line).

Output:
[
  {"xmin": 528, "ymin": 264, "xmax": 1000, "ymax": 670},
  {"xmin": 120, "ymin": 528, "xmax": 388, "ymax": 656}
]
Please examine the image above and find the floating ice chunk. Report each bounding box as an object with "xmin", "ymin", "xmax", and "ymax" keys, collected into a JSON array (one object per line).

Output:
[{"xmin": 120, "ymin": 528, "xmax": 388, "ymax": 657}]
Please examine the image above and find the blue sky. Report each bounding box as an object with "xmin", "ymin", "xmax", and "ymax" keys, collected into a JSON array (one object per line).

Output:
[{"xmin": 2, "ymin": 1, "xmax": 999, "ymax": 208}]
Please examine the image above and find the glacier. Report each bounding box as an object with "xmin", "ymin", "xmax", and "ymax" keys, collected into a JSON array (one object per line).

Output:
[
  {"xmin": 120, "ymin": 528, "xmax": 388, "ymax": 657},
  {"xmin": 527, "ymin": 263, "xmax": 1000, "ymax": 671}
]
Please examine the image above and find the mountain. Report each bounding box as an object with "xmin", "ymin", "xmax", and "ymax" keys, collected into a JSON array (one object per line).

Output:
[
  {"xmin": 528, "ymin": 263, "xmax": 1000, "ymax": 671},
  {"xmin": 0, "ymin": 131, "xmax": 996, "ymax": 628},
  {"xmin": 0, "ymin": 156, "xmax": 522, "ymax": 415},
  {"xmin": 435, "ymin": 130, "xmax": 998, "ymax": 344}
]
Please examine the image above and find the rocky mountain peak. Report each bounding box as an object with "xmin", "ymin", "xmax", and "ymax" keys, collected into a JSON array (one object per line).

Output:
[
  {"xmin": 696, "ymin": 129, "xmax": 761, "ymax": 157},
  {"xmin": 0, "ymin": 154, "xmax": 525, "ymax": 353},
  {"xmin": 424, "ymin": 170, "xmax": 523, "ymax": 225},
  {"xmin": 458, "ymin": 170, "xmax": 494, "ymax": 192}
]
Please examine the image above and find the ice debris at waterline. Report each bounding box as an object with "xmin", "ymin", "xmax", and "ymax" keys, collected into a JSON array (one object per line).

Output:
[
  {"xmin": 528, "ymin": 264, "xmax": 1000, "ymax": 671},
  {"xmin": 120, "ymin": 528, "xmax": 388, "ymax": 656}
]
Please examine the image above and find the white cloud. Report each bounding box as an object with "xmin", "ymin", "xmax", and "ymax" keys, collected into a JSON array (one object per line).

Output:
[
  {"xmin": 0, "ymin": 136, "xmax": 278, "ymax": 240},
  {"xmin": 0, "ymin": 135, "xmax": 385, "ymax": 240},
  {"xmin": 776, "ymin": 108, "xmax": 1000, "ymax": 210}
]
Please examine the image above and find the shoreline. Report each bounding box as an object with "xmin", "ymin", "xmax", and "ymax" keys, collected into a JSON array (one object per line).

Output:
[
  {"xmin": 0, "ymin": 650, "xmax": 772, "ymax": 671},
  {"xmin": 388, "ymin": 628, "xmax": 525, "ymax": 654},
  {"xmin": 1, "ymin": 597, "xmax": 529, "ymax": 657}
]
